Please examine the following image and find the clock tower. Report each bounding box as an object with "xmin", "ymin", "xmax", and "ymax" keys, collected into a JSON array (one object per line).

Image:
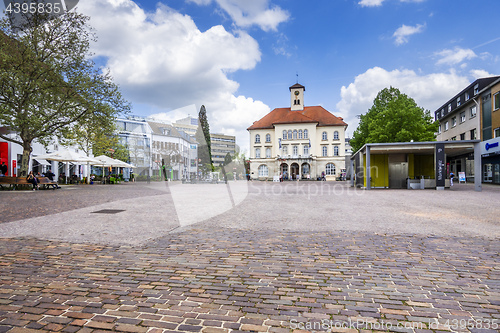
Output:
[{"xmin": 289, "ymin": 83, "xmax": 305, "ymax": 111}]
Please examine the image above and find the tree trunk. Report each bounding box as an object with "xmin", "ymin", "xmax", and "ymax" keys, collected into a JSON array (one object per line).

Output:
[{"xmin": 20, "ymin": 141, "xmax": 33, "ymax": 177}]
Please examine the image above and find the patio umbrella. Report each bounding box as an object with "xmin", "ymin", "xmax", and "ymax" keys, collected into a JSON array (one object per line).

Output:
[
  {"xmin": 34, "ymin": 150, "xmax": 101, "ymax": 184},
  {"xmin": 93, "ymin": 155, "xmax": 136, "ymax": 183}
]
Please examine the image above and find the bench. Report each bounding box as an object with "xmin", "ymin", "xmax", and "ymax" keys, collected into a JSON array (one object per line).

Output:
[
  {"xmin": 0, "ymin": 176, "xmax": 31, "ymax": 190},
  {"xmin": 0, "ymin": 176, "xmax": 59, "ymax": 190},
  {"xmin": 38, "ymin": 177, "xmax": 60, "ymax": 190}
]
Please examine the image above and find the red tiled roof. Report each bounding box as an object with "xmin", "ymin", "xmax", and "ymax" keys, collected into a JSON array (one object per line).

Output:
[{"xmin": 247, "ymin": 106, "xmax": 347, "ymax": 130}]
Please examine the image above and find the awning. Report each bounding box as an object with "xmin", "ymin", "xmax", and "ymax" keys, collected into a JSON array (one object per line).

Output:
[{"xmin": 34, "ymin": 158, "xmax": 51, "ymax": 166}]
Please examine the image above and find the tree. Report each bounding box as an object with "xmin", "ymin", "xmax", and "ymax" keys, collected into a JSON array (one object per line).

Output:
[
  {"xmin": 350, "ymin": 87, "xmax": 438, "ymax": 152},
  {"xmin": 195, "ymin": 105, "xmax": 214, "ymax": 175},
  {"xmin": 0, "ymin": 11, "xmax": 130, "ymax": 176}
]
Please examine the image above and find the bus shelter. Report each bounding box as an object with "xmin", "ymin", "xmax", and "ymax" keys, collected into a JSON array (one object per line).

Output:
[{"xmin": 350, "ymin": 140, "xmax": 481, "ymax": 191}]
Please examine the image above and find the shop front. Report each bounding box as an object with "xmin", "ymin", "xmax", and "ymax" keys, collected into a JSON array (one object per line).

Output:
[{"xmin": 481, "ymin": 137, "xmax": 500, "ymax": 184}]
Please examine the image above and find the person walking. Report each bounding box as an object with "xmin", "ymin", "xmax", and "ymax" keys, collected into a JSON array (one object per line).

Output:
[{"xmin": 450, "ymin": 172, "xmax": 454, "ymax": 187}]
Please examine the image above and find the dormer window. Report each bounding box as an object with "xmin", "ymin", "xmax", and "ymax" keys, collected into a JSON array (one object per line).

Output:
[{"xmin": 474, "ymin": 84, "xmax": 479, "ymax": 95}]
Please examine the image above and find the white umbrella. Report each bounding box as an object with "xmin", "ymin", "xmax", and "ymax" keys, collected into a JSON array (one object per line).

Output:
[
  {"xmin": 93, "ymin": 155, "xmax": 136, "ymax": 183},
  {"xmin": 94, "ymin": 155, "xmax": 129, "ymax": 167},
  {"xmin": 34, "ymin": 150, "xmax": 101, "ymax": 184},
  {"xmin": 35, "ymin": 150, "xmax": 101, "ymax": 164}
]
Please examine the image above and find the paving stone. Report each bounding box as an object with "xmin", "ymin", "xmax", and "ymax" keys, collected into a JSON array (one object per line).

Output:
[{"xmin": 1, "ymin": 183, "xmax": 500, "ymax": 333}]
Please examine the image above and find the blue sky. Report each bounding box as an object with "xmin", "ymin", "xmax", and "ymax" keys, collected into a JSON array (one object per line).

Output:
[{"xmin": 7, "ymin": 0, "xmax": 499, "ymax": 153}]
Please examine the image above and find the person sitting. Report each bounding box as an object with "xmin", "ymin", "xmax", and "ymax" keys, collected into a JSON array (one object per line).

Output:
[
  {"xmin": 26, "ymin": 171, "xmax": 39, "ymax": 191},
  {"xmin": 45, "ymin": 169, "xmax": 61, "ymax": 189}
]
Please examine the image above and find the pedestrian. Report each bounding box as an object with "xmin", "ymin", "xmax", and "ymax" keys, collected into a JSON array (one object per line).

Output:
[
  {"xmin": 0, "ymin": 161, "xmax": 7, "ymax": 176},
  {"xmin": 45, "ymin": 169, "xmax": 61, "ymax": 189},
  {"xmin": 450, "ymin": 172, "xmax": 454, "ymax": 187},
  {"xmin": 26, "ymin": 171, "xmax": 40, "ymax": 191}
]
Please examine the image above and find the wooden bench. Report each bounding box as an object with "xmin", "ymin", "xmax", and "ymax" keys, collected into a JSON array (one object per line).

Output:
[
  {"xmin": 0, "ymin": 177, "xmax": 18, "ymax": 190},
  {"xmin": 0, "ymin": 176, "xmax": 59, "ymax": 190},
  {"xmin": 38, "ymin": 177, "xmax": 59, "ymax": 190},
  {"xmin": 0, "ymin": 176, "xmax": 31, "ymax": 190}
]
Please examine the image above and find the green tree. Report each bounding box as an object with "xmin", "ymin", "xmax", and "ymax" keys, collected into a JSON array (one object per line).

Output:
[
  {"xmin": 350, "ymin": 87, "xmax": 438, "ymax": 152},
  {"xmin": 0, "ymin": 11, "xmax": 129, "ymax": 176},
  {"xmin": 195, "ymin": 105, "xmax": 214, "ymax": 175}
]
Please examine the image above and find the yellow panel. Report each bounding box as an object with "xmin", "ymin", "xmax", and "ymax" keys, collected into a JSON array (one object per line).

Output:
[
  {"xmin": 369, "ymin": 154, "xmax": 389, "ymax": 188},
  {"xmin": 363, "ymin": 156, "xmax": 366, "ymax": 188},
  {"xmin": 408, "ymin": 154, "xmax": 414, "ymax": 179},
  {"xmin": 414, "ymin": 155, "xmax": 435, "ymax": 179}
]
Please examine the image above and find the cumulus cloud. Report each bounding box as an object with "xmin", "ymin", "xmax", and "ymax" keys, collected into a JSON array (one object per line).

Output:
[
  {"xmin": 393, "ymin": 23, "xmax": 425, "ymax": 45},
  {"xmin": 336, "ymin": 67, "xmax": 470, "ymax": 136},
  {"xmin": 470, "ymin": 69, "xmax": 495, "ymax": 79},
  {"xmin": 77, "ymin": 0, "xmax": 269, "ymax": 154},
  {"xmin": 358, "ymin": 0, "xmax": 385, "ymax": 7},
  {"xmin": 435, "ymin": 47, "xmax": 477, "ymax": 66},
  {"xmin": 187, "ymin": 0, "xmax": 290, "ymax": 32}
]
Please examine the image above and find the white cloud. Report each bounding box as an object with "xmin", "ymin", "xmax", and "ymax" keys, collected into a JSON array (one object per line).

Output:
[
  {"xmin": 358, "ymin": 0, "xmax": 385, "ymax": 7},
  {"xmin": 187, "ymin": 0, "xmax": 290, "ymax": 32},
  {"xmin": 435, "ymin": 47, "xmax": 477, "ymax": 66},
  {"xmin": 77, "ymin": 0, "xmax": 269, "ymax": 154},
  {"xmin": 359, "ymin": 0, "xmax": 426, "ymax": 7},
  {"xmin": 470, "ymin": 69, "xmax": 495, "ymax": 79},
  {"xmin": 393, "ymin": 23, "xmax": 425, "ymax": 45},
  {"xmin": 336, "ymin": 67, "xmax": 470, "ymax": 136},
  {"xmin": 150, "ymin": 95, "xmax": 269, "ymax": 154}
]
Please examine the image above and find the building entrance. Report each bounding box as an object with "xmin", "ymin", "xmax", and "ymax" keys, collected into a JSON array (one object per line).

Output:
[{"xmin": 290, "ymin": 163, "xmax": 299, "ymax": 180}]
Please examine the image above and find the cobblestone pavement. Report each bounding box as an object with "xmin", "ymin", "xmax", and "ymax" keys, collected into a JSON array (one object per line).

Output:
[
  {"xmin": 0, "ymin": 182, "xmax": 499, "ymax": 332},
  {"xmin": 0, "ymin": 183, "xmax": 167, "ymax": 224}
]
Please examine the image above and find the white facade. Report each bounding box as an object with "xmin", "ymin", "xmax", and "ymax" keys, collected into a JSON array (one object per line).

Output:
[
  {"xmin": 248, "ymin": 84, "xmax": 347, "ymax": 181},
  {"xmin": 148, "ymin": 121, "xmax": 196, "ymax": 180},
  {"xmin": 116, "ymin": 117, "xmax": 153, "ymax": 177},
  {"xmin": 0, "ymin": 134, "xmax": 91, "ymax": 180}
]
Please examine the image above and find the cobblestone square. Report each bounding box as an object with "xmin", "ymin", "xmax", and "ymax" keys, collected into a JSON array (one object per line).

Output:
[{"xmin": 0, "ymin": 182, "xmax": 499, "ymax": 332}]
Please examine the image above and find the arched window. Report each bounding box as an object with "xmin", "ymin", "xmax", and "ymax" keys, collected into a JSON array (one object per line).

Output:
[
  {"xmin": 322, "ymin": 131, "xmax": 328, "ymax": 140},
  {"xmin": 255, "ymin": 134, "xmax": 260, "ymax": 143},
  {"xmin": 326, "ymin": 163, "xmax": 336, "ymax": 175},
  {"xmin": 293, "ymin": 145, "xmax": 298, "ymax": 156},
  {"xmin": 266, "ymin": 134, "xmax": 271, "ymax": 142},
  {"xmin": 298, "ymin": 130, "xmax": 303, "ymax": 139},
  {"xmin": 288, "ymin": 130, "xmax": 293, "ymax": 140},
  {"xmin": 258, "ymin": 164, "xmax": 269, "ymax": 177},
  {"xmin": 282, "ymin": 130, "xmax": 287, "ymax": 140},
  {"xmin": 266, "ymin": 148, "xmax": 271, "ymax": 158},
  {"xmin": 293, "ymin": 130, "xmax": 297, "ymax": 139},
  {"xmin": 334, "ymin": 131, "xmax": 339, "ymax": 140},
  {"xmin": 322, "ymin": 146, "xmax": 327, "ymax": 156},
  {"xmin": 255, "ymin": 148, "xmax": 261, "ymax": 158},
  {"xmin": 334, "ymin": 146, "xmax": 339, "ymax": 156},
  {"xmin": 303, "ymin": 129, "xmax": 308, "ymax": 139}
]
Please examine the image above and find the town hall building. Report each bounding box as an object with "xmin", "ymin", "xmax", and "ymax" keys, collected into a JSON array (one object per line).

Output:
[{"xmin": 247, "ymin": 83, "xmax": 348, "ymax": 180}]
